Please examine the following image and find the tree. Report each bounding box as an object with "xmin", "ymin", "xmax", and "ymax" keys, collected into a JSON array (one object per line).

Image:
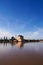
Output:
[{"xmin": 11, "ymin": 36, "xmax": 15, "ymax": 41}]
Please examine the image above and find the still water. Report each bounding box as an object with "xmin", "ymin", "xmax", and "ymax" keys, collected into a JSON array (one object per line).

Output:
[{"xmin": 0, "ymin": 42, "xmax": 43, "ymax": 65}]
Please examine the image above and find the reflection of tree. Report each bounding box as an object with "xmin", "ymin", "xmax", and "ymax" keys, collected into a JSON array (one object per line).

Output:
[
  {"xmin": 4, "ymin": 42, "xmax": 7, "ymax": 46},
  {"xmin": 11, "ymin": 43, "xmax": 15, "ymax": 46}
]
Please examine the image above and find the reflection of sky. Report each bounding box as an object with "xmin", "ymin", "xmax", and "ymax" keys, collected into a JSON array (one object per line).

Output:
[
  {"xmin": 22, "ymin": 42, "xmax": 43, "ymax": 52},
  {"xmin": 0, "ymin": 42, "xmax": 43, "ymax": 56},
  {"xmin": 0, "ymin": 0, "xmax": 43, "ymax": 39},
  {"xmin": 0, "ymin": 43, "xmax": 12, "ymax": 55}
]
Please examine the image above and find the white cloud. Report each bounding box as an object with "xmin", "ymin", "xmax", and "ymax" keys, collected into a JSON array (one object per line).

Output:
[
  {"xmin": 0, "ymin": 28, "xmax": 43, "ymax": 39},
  {"xmin": 22, "ymin": 28, "xmax": 43, "ymax": 39},
  {"xmin": 0, "ymin": 28, "xmax": 12, "ymax": 38}
]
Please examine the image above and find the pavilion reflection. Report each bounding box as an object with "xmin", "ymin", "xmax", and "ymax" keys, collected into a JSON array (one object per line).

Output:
[
  {"xmin": 16, "ymin": 42, "xmax": 24, "ymax": 48},
  {"xmin": 9, "ymin": 41, "xmax": 24, "ymax": 48},
  {"xmin": 0, "ymin": 42, "xmax": 25, "ymax": 48}
]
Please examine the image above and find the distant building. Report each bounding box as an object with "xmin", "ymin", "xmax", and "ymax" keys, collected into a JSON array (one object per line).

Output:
[{"xmin": 16, "ymin": 35, "xmax": 24, "ymax": 42}]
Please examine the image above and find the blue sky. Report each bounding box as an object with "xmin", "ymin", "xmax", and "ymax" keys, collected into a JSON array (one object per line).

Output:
[{"xmin": 0, "ymin": 0, "xmax": 43, "ymax": 39}]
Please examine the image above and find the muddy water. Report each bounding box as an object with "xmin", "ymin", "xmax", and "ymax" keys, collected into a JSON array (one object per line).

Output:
[{"xmin": 0, "ymin": 42, "xmax": 43, "ymax": 65}]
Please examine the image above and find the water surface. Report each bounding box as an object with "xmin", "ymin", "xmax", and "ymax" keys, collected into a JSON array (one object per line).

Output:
[{"xmin": 0, "ymin": 42, "xmax": 43, "ymax": 65}]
